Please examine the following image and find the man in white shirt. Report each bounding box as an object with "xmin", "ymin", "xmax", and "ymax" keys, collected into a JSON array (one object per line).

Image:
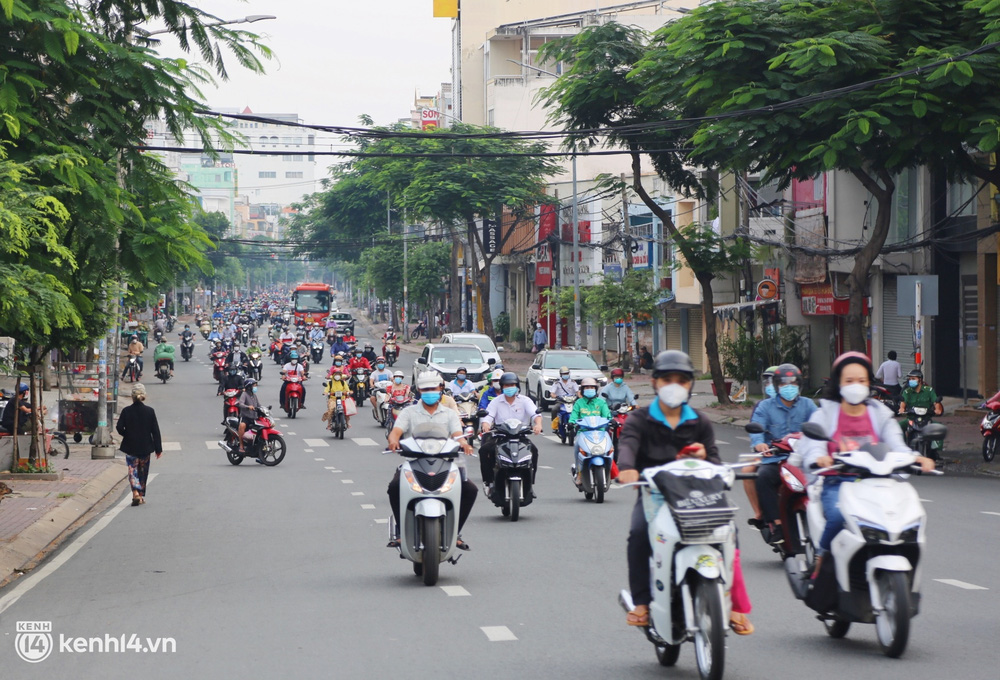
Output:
[
  {"xmin": 479, "ymin": 372, "xmax": 543, "ymax": 495},
  {"xmin": 875, "ymin": 350, "xmax": 903, "ymax": 397}
]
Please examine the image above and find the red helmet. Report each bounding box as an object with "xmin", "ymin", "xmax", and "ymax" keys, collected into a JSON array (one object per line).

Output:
[{"xmin": 610, "ymin": 368, "xmax": 625, "ymax": 379}]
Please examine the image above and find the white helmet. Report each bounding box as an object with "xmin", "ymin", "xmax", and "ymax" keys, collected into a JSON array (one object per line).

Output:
[{"xmin": 416, "ymin": 372, "xmax": 440, "ymax": 390}]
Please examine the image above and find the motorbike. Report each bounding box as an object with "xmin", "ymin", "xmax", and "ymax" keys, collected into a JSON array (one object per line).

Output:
[
  {"xmin": 351, "ymin": 367, "xmax": 370, "ymax": 403},
  {"xmin": 385, "ymin": 391, "xmax": 413, "ymax": 438},
  {"xmin": 384, "ymin": 339, "xmax": 398, "ymax": 367},
  {"xmin": 571, "ymin": 416, "xmax": 615, "ymax": 503},
  {"xmin": 247, "ymin": 347, "xmax": 264, "ymax": 381},
  {"xmin": 453, "ymin": 392, "xmax": 479, "ymax": 441},
  {"xmin": 619, "ymin": 458, "xmax": 738, "ymax": 679},
  {"xmin": 902, "ymin": 406, "xmax": 945, "ymax": 462},
  {"xmin": 310, "ymin": 339, "xmax": 325, "ymax": 364},
  {"xmin": 410, "ymin": 321, "xmax": 427, "ymax": 339},
  {"xmin": 608, "ymin": 402, "xmax": 635, "ymax": 455},
  {"xmin": 152, "ymin": 328, "xmax": 164, "ymax": 344},
  {"xmin": 871, "ymin": 383, "xmax": 901, "ymax": 414},
  {"xmin": 218, "ymin": 405, "xmax": 286, "ymax": 466},
  {"xmin": 166, "ymin": 315, "xmax": 176, "ymax": 332},
  {"xmin": 482, "ymin": 415, "xmax": 535, "ymax": 521},
  {"xmin": 555, "ymin": 395, "xmax": 577, "ymax": 445},
  {"xmin": 742, "ymin": 422, "xmax": 806, "ymax": 559},
  {"xmin": 387, "ymin": 422, "xmax": 465, "ymax": 586},
  {"xmin": 326, "ymin": 389, "xmax": 348, "ymax": 439},
  {"xmin": 979, "ymin": 389, "xmax": 1000, "ymax": 462},
  {"xmin": 239, "ymin": 324, "xmax": 251, "ymax": 346},
  {"xmin": 783, "ymin": 421, "xmax": 945, "ymax": 658},
  {"xmin": 372, "ymin": 380, "xmax": 392, "ymax": 425},
  {"xmin": 222, "ymin": 387, "xmax": 241, "ymax": 422},
  {"xmin": 155, "ymin": 359, "xmax": 171, "ymax": 384},
  {"xmin": 282, "ymin": 374, "xmax": 305, "ymax": 419},
  {"xmin": 179, "ymin": 333, "xmax": 194, "ymax": 361},
  {"xmin": 123, "ymin": 355, "xmax": 141, "ymax": 383},
  {"xmin": 211, "ymin": 351, "xmax": 228, "ymax": 382}
]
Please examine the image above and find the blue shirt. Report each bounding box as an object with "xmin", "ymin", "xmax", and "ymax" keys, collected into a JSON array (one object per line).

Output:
[
  {"xmin": 532, "ymin": 329, "xmax": 547, "ymax": 345},
  {"xmin": 478, "ymin": 387, "xmax": 501, "ymax": 410},
  {"xmin": 601, "ymin": 382, "xmax": 637, "ymax": 406},
  {"xmin": 648, "ymin": 399, "xmax": 698, "ymax": 429},
  {"xmin": 749, "ymin": 396, "xmax": 818, "ymax": 447}
]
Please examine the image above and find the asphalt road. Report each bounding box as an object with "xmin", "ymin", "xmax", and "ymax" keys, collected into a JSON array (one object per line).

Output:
[{"xmin": 1, "ymin": 333, "xmax": 998, "ymax": 679}]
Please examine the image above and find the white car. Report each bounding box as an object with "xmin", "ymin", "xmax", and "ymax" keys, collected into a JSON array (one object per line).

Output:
[
  {"xmin": 525, "ymin": 350, "xmax": 608, "ymax": 409},
  {"xmin": 413, "ymin": 343, "xmax": 496, "ymax": 388},
  {"xmin": 440, "ymin": 333, "xmax": 503, "ymax": 366}
]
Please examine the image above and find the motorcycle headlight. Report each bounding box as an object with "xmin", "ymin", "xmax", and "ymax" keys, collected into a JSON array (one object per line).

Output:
[
  {"xmin": 779, "ymin": 466, "xmax": 805, "ymax": 492},
  {"xmin": 856, "ymin": 520, "xmax": 890, "ymax": 544},
  {"xmin": 588, "ymin": 442, "xmax": 607, "ymax": 456},
  {"xmin": 403, "ymin": 470, "xmax": 423, "ymax": 493},
  {"xmin": 498, "ymin": 454, "xmax": 513, "ymax": 463},
  {"xmin": 437, "ymin": 470, "xmax": 460, "ymax": 494},
  {"xmin": 899, "ymin": 522, "xmax": 921, "ymax": 543}
]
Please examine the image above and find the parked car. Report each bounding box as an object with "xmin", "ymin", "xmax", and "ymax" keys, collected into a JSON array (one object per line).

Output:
[
  {"xmin": 413, "ymin": 343, "xmax": 495, "ymax": 388},
  {"xmin": 330, "ymin": 312, "xmax": 355, "ymax": 336},
  {"xmin": 525, "ymin": 350, "xmax": 608, "ymax": 409},
  {"xmin": 440, "ymin": 332, "xmax": 503, "ymax": 366}
]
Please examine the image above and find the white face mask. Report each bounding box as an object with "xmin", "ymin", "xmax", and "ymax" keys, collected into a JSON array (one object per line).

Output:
[
  {"xmin": 839, "ymin": 383, "xmax": 869, "ymax": 405},
  {"xmin": 658, "ymin": 383, "xmax": 688, "ymax": 409}
]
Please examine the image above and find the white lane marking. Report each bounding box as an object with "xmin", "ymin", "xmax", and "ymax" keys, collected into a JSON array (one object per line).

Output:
[
  {"xmin": 361, "ymin": 504, "xmax": 376, "ymax": 510},
  {"xmin": 0, "ymin": 474, "xmax": 158, "ymax": 615},
  {"xmin": 304, "ymin": 449, "xmax": 314, "ymax": 453},
  {"xmin": 441, "ymin": 586, "xmax": 470, "ymax": 597},
  {"xmin": 341, "ymin": 479, "xmax": 354, "ymax": 484},
  {"xmin": 715, "ymin": 440, "xmax": 730, "ymax": 445},
  {"xmin": 205, "ymin": 440, "xmax": 220, "ymax": 449},
  {"xmin": 539, "ymin": 465, "xmax": 554, "ymax": 470},
  {"xmin": 325, "ymin": 466, "xmax": 338, "ymax": 470},
  {"xmin": 329, "ymin": 469, "xmax": 342, "ymax": 474},
  {"xmin": 161, "ymin": 442, "xmax": 181, "ymax": 451},
  {"xmin": 352, "ymin": 437, "xmax": 378, "ymax": 446},
  {"xmin": 314, "ymin": 458, "xmax": 325, "ymax": 461},
  {"xmin": 919, "ymin": 498, "xmax": 934, "ymax": 503},
  {"xmin": 351, "ymin": 492, "xmax": 365, "ymax": 496},
  {"xmin": 481, "ymin": 626, "xmax": 517, "ymax": 642},
  {"xmin": 304, "ymin": 439, "xmax": 329, "ymax": 447},
  {"xmin": 287, "ymin": 432, "xmax": 297, "ymax": 436},
  {"xmin": 935, "ymin": 579, "xmax": 988, "ymax": 590},
  {"xmin": 736, "ymin": 436, "xmax": 750, "ymax": 442},
  {"xmin": 544, "ymin": 435, "xmax": 561, "ymax": 443},
  {"xmin": 374, "ymin": 518, "xmax": 389, "ymax": 524},
  {"xmin": 981, "ymin": 511, "xmax": 1000, "ymax": 517}
]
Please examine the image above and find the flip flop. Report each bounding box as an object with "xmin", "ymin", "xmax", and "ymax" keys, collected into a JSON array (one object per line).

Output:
[
  {"xmin": 626, "ymin": 607, "xmax": 649, "ymax": 627},
  {"xmin": 455, "ymin": 538, "xmax": 470, "ymax": 551},
  {"xmin": 729, "ymin": 614, "xmax": 755, "ymax": 635}
]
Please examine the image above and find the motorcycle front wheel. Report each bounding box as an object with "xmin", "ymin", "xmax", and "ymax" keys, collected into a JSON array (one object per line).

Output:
[
  {"xmin": 288, "ymin": 397, "xmax": 298, "ymax": 419},
  {"xmin": 508, "ymin": 479, "xmax": 521, "ymax": 522},
  {"xmin": 594, "ymin": 466, "xmax": 606, "ymax": 504},
  {"xmin": 692, "ymin": 580, "xmax": 725, "ymax": 680},
  {"xmin": 984, "ymin": 436, "xmax": 998, "ymax": 463},
  {"xmin": 656, "ymin": 643, "xmax": 680, "ymax": 667},
  {"xmin": 874, "ymin": 570, "xmax": 911, "ymax": 658},
  {"xmin": 421, "ymin": 517, "xmax": 441, "ymax": 586},
  {"xmin": 259, "ymin": 435, "xmax": 287, "ymax": 466}
]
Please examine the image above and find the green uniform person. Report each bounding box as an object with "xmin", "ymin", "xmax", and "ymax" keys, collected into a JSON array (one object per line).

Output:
[{"xmin": 569, "ymin": 377, "xmax": 611, "ymax": 423}]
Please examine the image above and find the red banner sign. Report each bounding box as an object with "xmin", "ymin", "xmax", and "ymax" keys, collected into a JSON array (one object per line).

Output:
[
  {"xmin": 535, "ymin": 207, "xmax": 558, "ymax": 287},
  {"xmin": 800, "ymin": 283, "xmax": 868, "ymax": 316}
]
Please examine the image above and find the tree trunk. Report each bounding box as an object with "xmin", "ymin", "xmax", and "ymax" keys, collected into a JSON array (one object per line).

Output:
[
  {"xmin": 478, "ymin": 265, "xmax": 495, "ymax": 340},
  {"xmin": 847, "ymin": 168, "xmax": 895, "ymax": 353}
]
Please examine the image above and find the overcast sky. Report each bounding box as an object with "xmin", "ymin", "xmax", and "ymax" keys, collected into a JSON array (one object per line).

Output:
[{"xmin": 162, "ymin": 0, "xmax": 453, "ymax": 175}]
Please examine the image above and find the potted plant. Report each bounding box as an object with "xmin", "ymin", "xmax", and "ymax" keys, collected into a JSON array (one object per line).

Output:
[
  {"xmin": 511, "ymin": 328, "xmax": 526, "ymax": 352},
  {"xmin": 718, "ymin": 329, "xmax": 766, "ymax": 397}
]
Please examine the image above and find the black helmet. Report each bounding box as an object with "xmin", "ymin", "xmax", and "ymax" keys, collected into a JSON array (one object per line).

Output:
[
  {"xmin": 652, "ymin": 350, "xmax": 694, "ymax": 379},
  {"xmin": 773, "ymin": 363, "xmax": 802, "ymax": 384},
  {"xmin": 244, "ymin": 378, "xmax": 257, "ymax": 389},
  {"xmin": 907, "ymin": 368, "xmax": 923, "ymax": 379},
  {"xmin": 499, "ymin": 371, "xmax": 519, "ymax": 387},
  {"xmin": 456, "ymin": 366, "xmax": 467, "ymax": 375},
  {"xmin": 364, "ymin": 343, "xmax": 373, "ymax": 350}
]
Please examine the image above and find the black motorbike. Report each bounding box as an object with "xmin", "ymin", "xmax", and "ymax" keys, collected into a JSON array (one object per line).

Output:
[
  {"xmin": 179, "ymin": 333, "xmax": 195, "ymax": 361},
  {"xmin": 482, "ymin": 415, "xmax": 535, "ymax": 521},
  {"xmin": 903, "ymin": 406, "xmax": 945, "ymax": 461}
]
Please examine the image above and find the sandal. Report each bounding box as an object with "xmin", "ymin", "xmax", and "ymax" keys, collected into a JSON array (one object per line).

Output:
[
  {"xmin": 131, "ymin": 497, "xmax": 141, "ymax": 506},
  {"xmin": 386, "ymin": 538, "xmax": 400, "ymax": 549},
  {"xmin": 455, "ymin": 538, "xmax": 470, "ymax": 551},
  {"xmin": 626, "ymin": 605, "xmax": 650, "ymax": 626},
  {"xmin": 729, "ymin": 613, "xmax": 755, "ymax": 635}
]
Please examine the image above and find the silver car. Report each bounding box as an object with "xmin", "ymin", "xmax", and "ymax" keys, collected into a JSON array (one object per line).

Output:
[
  {"xmin": 440, "ymin": 332, "xmax": 503, "ymax": 366},
  {"xmin": 525, "ymin": 350, "xmax": 608, "ymax": 409},
  {"xmin": 413, "ymin": 343, "xmax": 496, "ymax": 388}
]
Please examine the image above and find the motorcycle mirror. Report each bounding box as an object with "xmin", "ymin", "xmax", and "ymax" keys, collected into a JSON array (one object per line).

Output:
[
  {"xmin": 535, "ymin": 406, "xmax": 546, "ymax": 414},
  {"xmin": 487, "ymin": 358, "xmax": 496, "ymax": 365},
  {"xmin": 476, "ymin": 409, "xmax": 489, "ymax": 418},
  {"xmin": 744, "ymin": 422, "xmax": 765, "ymax": 434},
  {"xmin": 801, "ymin": 422, "xmax": 832, "ymax": 441}
]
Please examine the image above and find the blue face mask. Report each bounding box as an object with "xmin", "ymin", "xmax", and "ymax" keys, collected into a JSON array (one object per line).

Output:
[
  {"xmin": 778, "ymin": 385, "xmax": 799, "ymax": 401},
  {"xmin": 613, "ymin": 377, "xmax": 623, "ymax": 385},
  {"xmin": 583, "ymin": 388, "xmax": 597, "ymax": 398},
  {"xmin": 394, "ymin": 377, "xmax": 403, "ymax": 385},
  {"xmin": 377, "ymin": 363, "xmax": 385, "ymax": 370},
  {"xmin": 421, "ymin": 391, "xmax": 441, "ymax": 405},
  {"xmin": 456, "ymin": 375, "xmax": 466, "ymax": 382},
  {"xmin": 502, "ymin": 386, "xmax": 518, "ymax": 397},
  {"xmin": 252, "ymin": 387, "xmax": 258, "ymax": 394},
  {"xmin": 908, "ymin": 379, "xmax": 918, "ymax": 388},
  {"xmin": 764, "ymin": 384, "xmax": 777, "ymax": 399}
]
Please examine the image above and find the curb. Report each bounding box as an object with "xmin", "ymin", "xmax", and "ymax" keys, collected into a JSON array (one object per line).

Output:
[{"xmin": 0, "ymin": 460, "xmax": 126, "ymax": 585}]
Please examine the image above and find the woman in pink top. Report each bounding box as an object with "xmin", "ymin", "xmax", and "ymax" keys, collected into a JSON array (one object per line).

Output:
[{"xmin": 800, "ymin": 352, "xmax": 935, "ymax": 576}]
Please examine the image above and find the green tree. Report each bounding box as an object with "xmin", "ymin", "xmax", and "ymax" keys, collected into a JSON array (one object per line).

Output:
[
  {"xmin": 408, "ymin": 241, "xmax": 451, "ymax": 310},
  {"xmin": 585, "ymin": 270, "xmax": 658, "ymax": 367}
]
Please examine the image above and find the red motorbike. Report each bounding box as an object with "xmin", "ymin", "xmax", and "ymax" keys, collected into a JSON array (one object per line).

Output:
[
  {"xmin": 219, "ymin": 405, "xmax": 286, "ymax": 466},
  {"xmin": 744, "ymin": 423, "xmax": 807, "ymax": 560},
  {"xmin": 282, "ymin": 374, "xmax": 306, "ymax": 419},
  {"xmin": 607, "ymin": 403, "xmax": 635, "ymax": 458},
  {"xmin": 211, "ymin": 351, "xmax": 228, "ymax": 382},
  {"xmin": 980, "ymin": 389, "xmax": 1000, "ymax": 462},
  {"xmin": 222, "ymin": 387, "xmax": 240, "ymax": 422}
]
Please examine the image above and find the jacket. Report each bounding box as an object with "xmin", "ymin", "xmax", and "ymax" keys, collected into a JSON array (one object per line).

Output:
[
  {"xmin": 618, "ymin": 402, "xmax": 720, "ymax": 473},
  {"xmin": 748, "ymin": 395, "xmax": 817, "ymax": 447},
  {"xmin": 569, "ymin": 395, "xmax": 611, "ymax": 423},
  {"xmin": 115, "ymin": 401, "xmax": 163, "ymax": 457},
  {"xmin": 798, "ymin": 399, "xmax": 908, "ymax": 479}
]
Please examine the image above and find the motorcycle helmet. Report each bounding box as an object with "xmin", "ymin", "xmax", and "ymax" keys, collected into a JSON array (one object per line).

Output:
[
  {"xmin": 610, "ymin": 367, "xmax": 625, "ymax": 379},
  {"xmin": 364, "ymin": 343, "xmax": 373, "ymax": 351},
  {"xmin": 907, "ymin": 368, "xmax": 923, "ymax": 380},
  {"xmin": 652, "ymin": 350, "xmax": 695, "ymax": 379},
  {"xmin": 393, "ymin": 370, "xmax": 405, "ymax": 379},
  {"xmin": 773, "ymin": 364, "xmax": 802, "ymax": 384},
  {"xmin": 18, "ymin": 383, "xmax": 28, "ymax": 394},
  {"xmin": 376, "ymin": 356, "xmax": 386, "ymax": 363},
  {"xmin": 289, "ymin": 350, "xmax": 299, "ymax": 361},
  {"xmin": 558, "ymin": 365, "xmax": 571, "ymax": 378},
  {"xmin": 499, "ymin": 371, "xmax": 519, "ymax": 387},
  {"xmin": 580, "ymin": 377, "xmax": 598, "ymax": 388},
  {"xmin": 416, "ymin": 372, "xmax": 441, "ymax": 390},
  {"xmin": 243, "ymin": 378, "xmax": 258, "ymax": 389}
]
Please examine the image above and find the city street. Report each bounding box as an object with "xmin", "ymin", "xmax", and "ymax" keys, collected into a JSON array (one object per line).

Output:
[{"xmin": 2, "ymin": 335, "xmax": 998, "ymax": 679}]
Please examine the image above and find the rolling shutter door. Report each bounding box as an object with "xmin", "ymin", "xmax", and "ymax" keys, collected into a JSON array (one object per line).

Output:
[
  {"xmin": 688, "ymin": 308, "xmax": 705, "ymax": 371},
  {"xmin": 882, "ymin": 276, "xmax": 914, "ymax": 374},
  {"xmin": 665, "ymin": 310, "xmax": 682, "ymax": 350}
]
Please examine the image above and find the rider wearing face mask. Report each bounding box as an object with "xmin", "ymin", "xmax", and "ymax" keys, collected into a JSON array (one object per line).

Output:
[
  {"xmin": 898, "ymin": 368, "xmax": 943, "ymax": 417},
  {"xmin": 479, "ymin": 372, "xmax": 543, "ymax": 496},
  {"xmin": 236, "ymin": 378, "xmax": 261, "ymax": 455},
  {"xmin": 279, "ymin": 350, "xmax": 308, "ymax": 410},
  {"xmin": 477, "ymin": 370, "xmax": 504, "ymax": 410},
  {"xmin": 447, "ymin": 367, "xmax": 476, "ymax": 396},
  {"xmin": 745, "ymin": 364, "xmax": 817, "ymax": 543},
  {"xmin": 600, "ymin": 368, "xmax": 637, "ymax": 407},
  {"xmin": 617, "ymin": 351, "xmax": 755, "ymax": 635},
  {"xmin": 569, "ymin": 377, "xmax": 611, "ymax": 424},
  {"xmin": 368, "ymin": 358, "xmax": 393, "ymax": 410}
]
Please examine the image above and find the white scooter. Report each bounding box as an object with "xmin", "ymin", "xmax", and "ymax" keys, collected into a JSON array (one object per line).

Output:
[
  {"xmin": 387, "ymin": 423, "xmax": 465, "ymax": 586},
  {"xmin": 788, "ymin": 421, "xmax": 944, "ymax": 658},
  {"xmin": 371, "ymin": 379, "xmax": 392, "ymax": 425},
  {"xmin": 620, "ymin": 458, "xmax": 738, "ymax": 680}
]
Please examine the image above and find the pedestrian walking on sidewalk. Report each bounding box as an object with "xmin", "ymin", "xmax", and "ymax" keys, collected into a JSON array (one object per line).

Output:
[{"xmin": 115, "ymin": 384, "xmax": 162, "ymax": 506}]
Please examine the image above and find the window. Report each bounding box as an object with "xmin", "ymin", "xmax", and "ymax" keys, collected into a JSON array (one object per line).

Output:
[
  {"xmin": 543, "ymin": 352, "xmax": 599, "ymax": 370},
  {"xmin": 285, "ymin": 171, "xmax": 303, "ymax": 179},
  {"xmin": 948, "ymin": 179, "xmax": 978, "ymax": 217},
  {"xmin": 283, "ymin": 154, "xmax": 304, "ymax": 162},
  {"xmin": 270, "ymin": 136, "xmax": 278, "ymax": 145},
  {"xmin": 259, "ymin": 136, "xmax": 268, "ymax": 144},
  {"xmin": 258, "ymin": 171, "xmax": 276, "ymax": 179},
  {"xmin": 487, "ymin": 108, "xmax": 495, "ymax": 127}
]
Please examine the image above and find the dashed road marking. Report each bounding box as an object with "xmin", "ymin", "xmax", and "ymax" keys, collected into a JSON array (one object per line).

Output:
[
  {"xmin": 539, "ymin": 465, "xmax": 554, "ymax": 470},
  {"xmin": 161, "ymin": 442, "xmax": 181, "ymax": 451},
  {"xmin": 314, "ymin": 458, "xmax": 325, "ymax": 461},
  {"xmin": 981, "ymin": 511, "xmax": 1000, "ymax": 517},
  {"xmin": 329, "ymin": 469, "xmax": 342, "ymax": 474},
  {"xmin": 481, "ymin": 626, "xmax": 517, "ymax": 642},
  {"xmin": 736, "ymin": 436, "xmax": 750, "ymax": 442},
  {"xmin": 205, "ymin": 440, "xmax": 220, "ymax": 450},
  {"xmin": 715, "ymin": 440, "xmax": 730, "ymax": 445},
  {"xmin": 287, "ymin": 432, "xmax": 297, "ymax": 436},
  {"xmin": 441, "ymin": 586, "xmax": 470, "ymax": 597},
  {"xmin": 341, "ymin": 479, "xmax": 354, "ymax": 484},
  {"xmin": 325, "ymin": 466, "xmax": 338, "ymax": 470},
  {"xmin": 304, "ymin": 439, "xmax": 329, "ymax": 447},
  {"xmin": 935, "ymin": 579, "xmax": 988, "ymax": 590},
  {"xmin": 352, "ymin": 437, "xmax": 378, "ymax": 446},
  {"xmin": 304, "ymin": 448, "xmax": 314, "ymax": 453},
  {"xmin": 351, "ymin": 492, "xmax": 365, "ymax": 496},
  {"xmin": 374, "ymin": 518, "xmax": 389, "ymax": 524},
  {"xmin": 544, "ymin": 435, "xmax": 561, "ymax": 443},
  {"xmin": 361, "ymin": 504, "xmax": 376, "ymax": 510},
  {"xmin": 919, "ymin": 498, "xmax": 934, "ymax": 503}
]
